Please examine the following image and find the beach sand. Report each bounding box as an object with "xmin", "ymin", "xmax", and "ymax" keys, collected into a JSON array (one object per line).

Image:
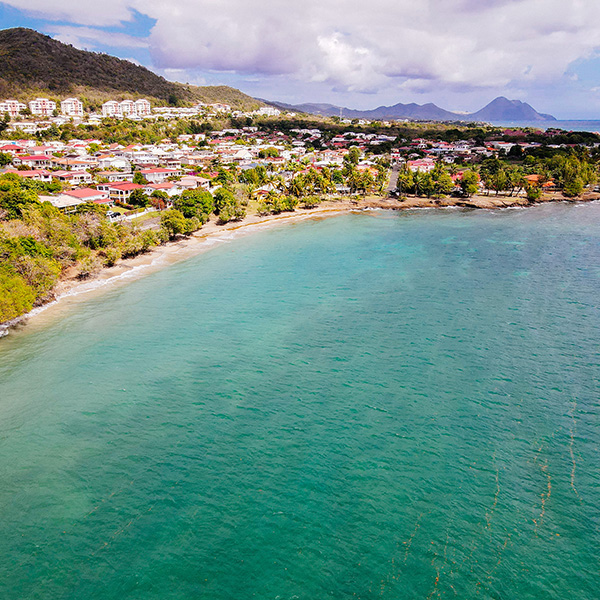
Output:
[{"xmin": 3, "ymin": 191, "xmax": 598, "ymax": 336}]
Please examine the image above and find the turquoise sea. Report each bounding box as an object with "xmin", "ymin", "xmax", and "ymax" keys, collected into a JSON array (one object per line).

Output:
[
  {"xmin": 1, "ymin": 204, "xmax": 599, "ymax": 599},
  {"xmin": 491, "ymin": 120, "xmax": 600, "ymax": 132}
]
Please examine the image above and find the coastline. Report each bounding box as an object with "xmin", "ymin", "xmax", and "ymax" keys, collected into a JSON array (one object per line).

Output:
[{"xmin": 2, "ymin": 192, "xmax": 598, "ymax": 337}]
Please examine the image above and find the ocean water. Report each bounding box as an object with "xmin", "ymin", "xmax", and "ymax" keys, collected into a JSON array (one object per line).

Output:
[
  {"xmin": 491, "ymin": 120, "xmax": 600, "ymax": 132},
  {"xmin": 0, "ymin": 204, "xmax": 599, "ymax": 599}
]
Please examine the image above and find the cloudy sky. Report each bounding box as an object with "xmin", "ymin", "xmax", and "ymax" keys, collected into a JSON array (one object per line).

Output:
[{"xmin": 2, "ymin": 0, "xmax": 600, "ymax": 118}]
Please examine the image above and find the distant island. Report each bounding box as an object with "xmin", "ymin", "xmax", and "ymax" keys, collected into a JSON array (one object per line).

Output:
[{"xmin": 267, "ymin": 97, "xmax": 557, "ymax": 123}]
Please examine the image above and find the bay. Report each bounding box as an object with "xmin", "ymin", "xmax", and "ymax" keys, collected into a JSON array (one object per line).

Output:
[{"xmin": 1, "ymin": 203, "xmax": 599, "ymax": 599}]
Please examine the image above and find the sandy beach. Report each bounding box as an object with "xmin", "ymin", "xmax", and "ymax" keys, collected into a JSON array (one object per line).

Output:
[{"xmin": 2, "ymin": 191, "xmax": 598, "ymax": 336}]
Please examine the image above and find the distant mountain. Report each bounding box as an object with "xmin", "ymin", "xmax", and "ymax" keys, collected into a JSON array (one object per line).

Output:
[
  {"xmin": 268, "ymin": 96, "xmax": 556, "ymax": 123},
  {"xmin": 468, "ymin": 97, "xmax": 556, "ymax": 122},
  {"xmin": 0, "ymin": 27, "xmax": 262, "ymax": 110}
]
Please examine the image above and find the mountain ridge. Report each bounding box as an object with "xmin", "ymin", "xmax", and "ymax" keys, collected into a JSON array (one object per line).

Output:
[{"xmin": 268, "ymin": 96, "xmax": 557, "ymax": 122}]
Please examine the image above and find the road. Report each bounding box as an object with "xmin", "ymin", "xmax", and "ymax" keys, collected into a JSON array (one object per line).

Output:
[{"xmin": 386, "ymin": 164, "xmax": 400, "ymax": 195}]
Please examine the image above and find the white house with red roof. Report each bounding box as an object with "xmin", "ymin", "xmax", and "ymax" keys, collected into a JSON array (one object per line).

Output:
[
  {"xmin": 13, "ymin": 155, "xmax": 53, "ymax": 169},
  {"xmin": 63, "ymin": 188, "xmax": 110, "ymax": 203},
  {"xmin": 407, "ymin": 158, "xmax": 436, "ymax": 173},
  {"xmin": 0, "ymin": 144, "xmax": 28, "ymax": 156},
  {"xmin": 4, "ymin": 168, "xmax": 53, "ymax": 182},
  {"xmin": 143, "ymin": 182, "xmax": 177, "ymax": 196},
  {"xmin": 139, "ymin": 167, "xmax": 182, "ymax": 183},
  {"xmin": 98, "ymin": 182, "xmax": 144, "ymax": 202},
  {"xmin": 52, "ymin": 170, "xmax": 93, "ymax": 185}
]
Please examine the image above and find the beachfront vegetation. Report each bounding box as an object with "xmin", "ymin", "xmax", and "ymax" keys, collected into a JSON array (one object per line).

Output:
[{"xmin": 0, "ymin": 173, "xmax": 171, "ymax": 321}]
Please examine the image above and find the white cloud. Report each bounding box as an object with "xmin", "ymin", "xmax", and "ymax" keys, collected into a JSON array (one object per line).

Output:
[
  {"xmin": 2, "ymin": 0, "xmax": 135, "ymax": 26},
  {"xmin": 48, "ymin": 25, "xmax": 148, "ymax": 50},
  {"xmin": 9, "ymin": 0, "xmax": 600, "ymax": 95}
]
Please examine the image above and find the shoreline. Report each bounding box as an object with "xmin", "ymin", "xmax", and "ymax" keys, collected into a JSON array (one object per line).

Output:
[{"xmin": 2, "ymin": 192, "xmax": 598, "ymax": 337}]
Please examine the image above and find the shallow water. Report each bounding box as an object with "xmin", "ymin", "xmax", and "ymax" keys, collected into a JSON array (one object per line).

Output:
[{"xmin": 1, "ymin": 204, "xmax": 599, "ymax": 599}]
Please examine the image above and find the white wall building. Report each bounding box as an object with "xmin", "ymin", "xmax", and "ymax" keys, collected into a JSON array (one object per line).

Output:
[
  {"xmin": 0, "ymin": 99, "xmax": 27, "ymax": 118},
  {"xmin": 134, "ymin": 99, "xmax": 151, "ymax": 116},
  {"xmin": 29, "ymin": 98, "xmax": 57, "ymax": 117},
  {"xmin": 254, "ymin": 106, "xmax": 281, "ymax": 117},
  {"xmin": 102, "ymin": 99, "xmax": 152, "ymax": 118},
  {"xmin": 102, "ymin": 101, "xmax": 121, "ymax": 118},
  {"xmin": 61, "ymin": 98, "xmax": 84, "ymax": 117}
]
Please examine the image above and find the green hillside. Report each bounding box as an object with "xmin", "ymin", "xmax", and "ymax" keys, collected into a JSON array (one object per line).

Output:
[{"xmin": 0, "ymin": 27, "xmax": 262, "ymax": 111}]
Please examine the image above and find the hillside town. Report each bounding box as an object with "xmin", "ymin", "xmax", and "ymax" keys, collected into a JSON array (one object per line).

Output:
[{"xmin": 1, "ymin": 95, "xmax": 599, "ymax": 220}]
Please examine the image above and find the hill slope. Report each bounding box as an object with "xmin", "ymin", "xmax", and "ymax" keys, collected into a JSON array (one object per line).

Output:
[{"xmin": 0, "ymin": 28, "xmax": 262, "ymax": 110}]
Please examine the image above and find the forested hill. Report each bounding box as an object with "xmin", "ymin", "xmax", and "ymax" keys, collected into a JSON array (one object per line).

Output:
[{"xmin": 0, "ymin": 28, "xmax": 262, "ymax": 110}]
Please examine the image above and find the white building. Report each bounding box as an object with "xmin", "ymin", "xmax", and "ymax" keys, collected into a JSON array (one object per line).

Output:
[
  {"xmin": 134, "ymin": 99, "xmax": 151, "ymax": 116},
  {"xmin": 61, "ymin": 98, "xmax": 84, "ymax": 117},
  {"xmin": 119, "ymin": 100, "xmax": 135, "ymax": 117},
  {"xmin": 29, "ymin": 98, "xmax": 57, "ymax": 117},
  {"xmin": 102, "ymin": 101, "xmax": 121, "ymax": 118},
  {"xmin": 254, "ymin": 106, "xmax": 281, "ymax": 117},
  {"xmin": 102, "ymin": 99, "xmax": 152, "ymax": 118},
  {"xmin": 0, "ymin": 99, "xmax": 27, "ymax": 118}
]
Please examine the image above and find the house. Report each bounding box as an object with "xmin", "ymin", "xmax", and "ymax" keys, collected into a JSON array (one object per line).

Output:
[
  {"xmin": 52, "ymin": 157, "xmax": 98, "ymax": 171},
  {"xmin": 97, "ymin": 156, "xmax": 131, "ymax": 171},
  {"xmin": 39, "ymin": 193, "xmax": 84, "ymax": 213},
  {"xmin": 3, "ymin": 168, "xmax": 53, "ymax": 182},
  {"xmin": 101, "ymin": 99, "xmax": 152, "ymax": 118},
  {"xmin": 407, "ymin": 158, "xmax": 436, "ymax": 173},
  {"xmin": 63, "ymin": 188, "xmax": 110, "ymax": 203},
  {"xmin": 139, "ymin": 167, "xmax": 182, "ymax": 183},
  {"xmin": 13, "ymin": 155, "xmax": 53, "ymax": 169},
  {"xmin": 96, "ymin": 171, "xmax": 134, "ymax": 183},
  {"xmin": 120, "ymin": 100, "xmax": 135, "ymax": 117},
  {"xmin": 101, "ymin": 182, "xmax": 144, "ymax": 202},
  {"xmin": 0, "ymin": 144, "xmax": 28, "ymax": 156},
  {"xmin": 52, "ymin": 170, "xmax": 93, "ymax": 185},
  {"xmin": 144, "ymin": 182, "xmax": 177, "ymax": 197},
  {"xmin": 178, "ymin": 175, "xmax": 211, "ymax": 191},
  {"xmin": 134, "ymin": 99, "xmax": 151, "ymax": 116}
]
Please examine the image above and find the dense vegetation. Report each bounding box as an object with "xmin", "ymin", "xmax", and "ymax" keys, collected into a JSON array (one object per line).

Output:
[{"xmin": 0, "ymin": 28, "xmax": 262, "ymax": 110}]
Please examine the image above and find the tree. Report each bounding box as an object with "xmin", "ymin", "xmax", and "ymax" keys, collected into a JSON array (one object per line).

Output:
[
  {"xmin": 344, "ymin": 147, "xmax": 361, "ymax": 166},
  {"xmin": 563, "ymin": 176, "xmax": 584, "ymax": 197},
  {"xmin": 218, "ymin": 199, "xmax": 246, "ymax": 223},
  {"xmin": 214, "ymin": 169, "xmax": 235, "ymax": 185},
  {"xmin": 0, "ymin": 268, "xmax": 36, "ymax": 322},
  {"xmin": 288, "ymin": 174, "xmax": 306, "ymax": 198},
  {"xmin": 129, "ymin": 189, "xmax": 149, "ymax": 207},
  {"xmin": 150, "ymin": 190, "xmax": 169, "ymax": 210},
  {"xmin": 213, "ymin": 187, "xmax": 236, "ymax": 215},
  {"xmin": 258, "ymin": 147, "xmax": 280, "ymax": 158},
  {"xmin": 396, "ymin": 167, "xmax": 414, "ymax": 196},
  {"xmin": 525, "ymin": 183, "xmax": 541, "ymax": 202},
  {"xmin": 434, "ymin": 172, "xmax": 454, "ymax": 197},
  {"xmin": 173, "ymin": 189, "xmax": 214, "ymax": 220},
  {"xmin": 160, "ymin": 209, "xmax": 187, "ymax": 239},
  {"xmin": 460, "ymin": 170, "xmax": 479, "ymax": 197},
  {"xmin": 0, "ymin": 188, "xmax": 40, "ymax": 219},
  {"xmin": 133, "ymin": 171, "xmax": 148, "ymax": 185}
]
